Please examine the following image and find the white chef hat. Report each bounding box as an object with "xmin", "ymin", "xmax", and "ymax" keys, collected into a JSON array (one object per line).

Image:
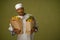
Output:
[{"xmin": 15, "ymin": 3, "xmax": 23, "ymax": 10}]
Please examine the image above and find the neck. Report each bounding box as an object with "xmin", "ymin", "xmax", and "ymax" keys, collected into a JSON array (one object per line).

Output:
[{"xmin": 19, "ymin": 13, "xmax": 26, "ymax": 16}]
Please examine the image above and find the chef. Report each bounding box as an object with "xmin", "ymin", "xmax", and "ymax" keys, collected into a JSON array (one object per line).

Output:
[{"xmin": 8, "ymin": 3, "xmax": 38, "ymax": 40}]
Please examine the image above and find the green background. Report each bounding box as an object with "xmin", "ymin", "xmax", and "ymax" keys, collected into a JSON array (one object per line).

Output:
[{"xmin": 0, "ymin": 0, "xmax": 60, "ymax": 40}]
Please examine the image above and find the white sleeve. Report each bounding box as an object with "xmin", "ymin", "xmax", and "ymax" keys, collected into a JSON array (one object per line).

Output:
[
  {"xmin": 8, "ymin": 24, "xmax": 13, "ymax": 31},
  {"xmin": 8, "ymin": 24, "xmax": 15, "ymax": 36},
  {"xmin": 33, "ymin": 17, "xmax": 38, "ymax": 32}
]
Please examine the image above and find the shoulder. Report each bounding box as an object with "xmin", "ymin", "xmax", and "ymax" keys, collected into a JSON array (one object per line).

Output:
[
  {"xmin": 27, "ymin": 14, "xmax": 35, "ymax": 18},
  {"xmin": 25, "ymin": 14, "xmax": 35, "ymax": 21},
  {"xmin": 26, "ymin": 14, "xmax": 33, "ymax": 16},
  {"xmin": 25, "ymin": 13, "xmax": 34, "ymax": 18},
  {"xmin": 25, "ymin": 13, "xmax": 34, "ymax": 19}
]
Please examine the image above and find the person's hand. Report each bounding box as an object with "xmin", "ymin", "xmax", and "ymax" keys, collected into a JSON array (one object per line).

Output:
[
  {"xmin": 31, "ymin": 27, "xmax": 38, "ymax": 34},
  {"xmin": 31, "ymin": 28, "xmax": 35, "ymax": 34},
  {"xmin": 13, "ymin": 28, "xmax": 21, "ymax": 34}
]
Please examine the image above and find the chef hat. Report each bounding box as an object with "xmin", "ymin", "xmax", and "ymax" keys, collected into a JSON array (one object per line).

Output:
[{"xmin": 15, "ymin": 3, "xmax": 23, "ymax": 10}]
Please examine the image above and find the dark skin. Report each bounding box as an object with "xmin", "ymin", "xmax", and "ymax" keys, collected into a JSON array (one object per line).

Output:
[{"xmin": 16, "ymin": 7, "xmax": 25, "ymax": 16}]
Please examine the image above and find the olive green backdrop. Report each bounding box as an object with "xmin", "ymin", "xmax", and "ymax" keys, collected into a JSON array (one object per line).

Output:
[{"xmin": 0, "ymin": 0, "xmax": 60, "ymax": 40}]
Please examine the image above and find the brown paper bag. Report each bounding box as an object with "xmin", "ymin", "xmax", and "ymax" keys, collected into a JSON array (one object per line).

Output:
[{"xmin": 10, "ymin": 16, "xmax": 23, "ymax": 34}]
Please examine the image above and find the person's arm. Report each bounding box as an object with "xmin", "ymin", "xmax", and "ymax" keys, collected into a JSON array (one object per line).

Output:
[
  {"xmin": 33, "ymin": 22, "xmax": 38, "ymax": 32},
  {"xmin": 8, "ymin": 24, "xmax": 15, "ymax": 36},
  {"xmin": 33, "ymin": 18, "xmax": 38, "ymax": 32},
  {"xmin": 31, "ymin": 16, "xmax": 38, "ymax": 32}
]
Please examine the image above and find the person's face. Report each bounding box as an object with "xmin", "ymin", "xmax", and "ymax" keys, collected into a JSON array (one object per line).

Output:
[{"xmin": 16, "ymin": 7, "xmax": 24, "ymax": 15}]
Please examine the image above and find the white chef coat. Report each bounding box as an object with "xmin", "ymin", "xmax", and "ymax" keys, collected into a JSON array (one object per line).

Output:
[{"xmin": 8, "ymin": 14, "xmax": 36, "ymax": 40}]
